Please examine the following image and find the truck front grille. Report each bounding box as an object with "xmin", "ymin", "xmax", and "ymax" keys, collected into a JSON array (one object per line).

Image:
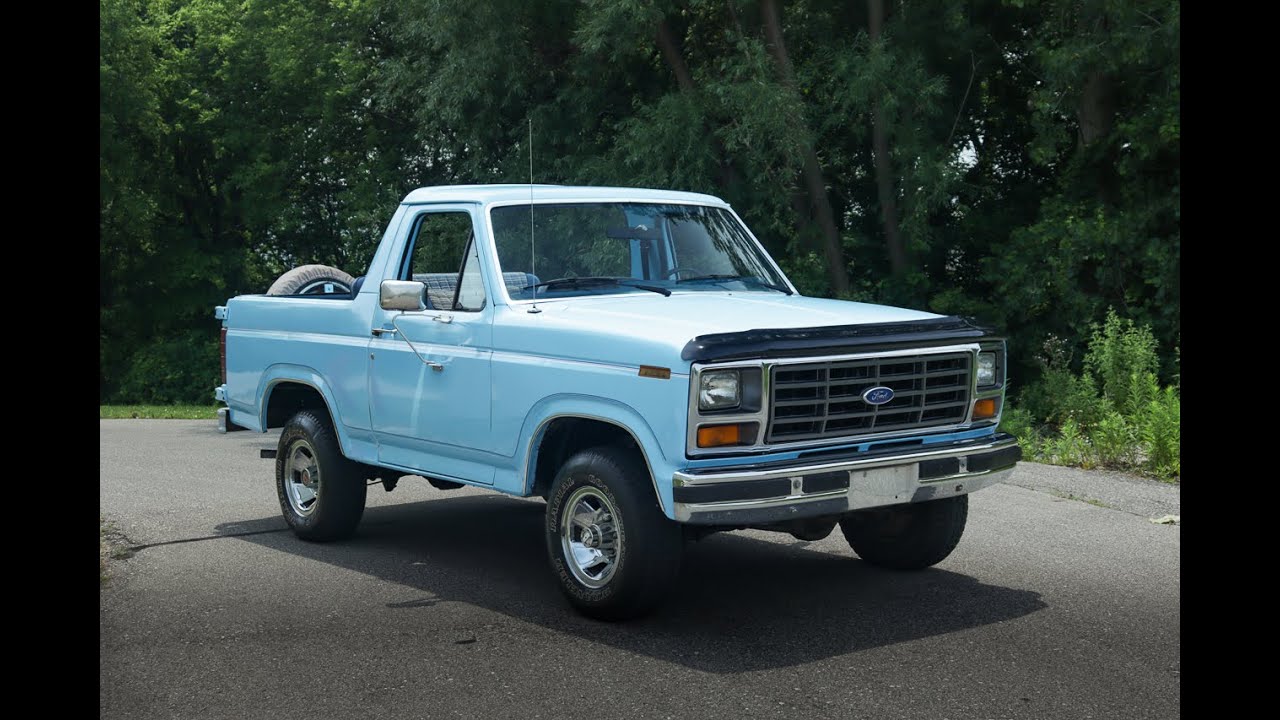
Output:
[{"xmin": 767, "ymin": 352, "xmax": 972, "ymax": 443}]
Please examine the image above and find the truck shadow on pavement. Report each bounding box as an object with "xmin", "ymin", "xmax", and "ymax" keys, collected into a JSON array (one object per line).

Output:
[{"xmin": 216, "ymin": 494, "xmax": 1045, "ymax": 673}]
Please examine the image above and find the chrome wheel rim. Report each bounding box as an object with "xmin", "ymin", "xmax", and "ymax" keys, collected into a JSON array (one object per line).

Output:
[
  {"xmin": 285, "ymin": 440, "xmax": 321, "ymax": 517},
  {"xmin": 297, "ymin": 279, "xmax": 352, "ymax": 295},
  {"xmin": 560, "ymin": 486, "xmax": 621, "ymax": 589}
]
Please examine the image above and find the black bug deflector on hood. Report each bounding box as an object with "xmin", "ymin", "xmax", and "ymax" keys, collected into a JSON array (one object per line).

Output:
[{"xmin": 680, "ymin": 316, "xmax": 995, "ymax": 363}]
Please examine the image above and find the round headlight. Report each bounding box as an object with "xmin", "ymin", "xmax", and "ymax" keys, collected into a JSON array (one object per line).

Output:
[
  {"xmin": 977, "ymin": 352, "xmax": 997, "ymax": 386},
  {"xmin": 699, "ymin": 370, "xmax": 741, "ymax": 410}
]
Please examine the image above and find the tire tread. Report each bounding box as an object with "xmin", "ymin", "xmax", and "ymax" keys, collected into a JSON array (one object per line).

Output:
[
  {"xmin": 544, "ymin": 445, "xmax": 682, "ymax": 621},
  {"xmin": 275, "ymin": 410, "xmax": 366, "ymax": 542},
  {"xmin": 839, "ymin": 495, "xmax": 968, "ymax": 570}
]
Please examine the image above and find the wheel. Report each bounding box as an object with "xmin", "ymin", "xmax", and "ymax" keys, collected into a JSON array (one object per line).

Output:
[
  {"xmin": 266, "ymin": 264, "xmax": 355, "ymax": 295},
  {"xmin": 275, "ymin": 410, "xmax": 367, "ymax": 541},
  {"xmin": 839, "ymin": 495, "xmax": 968, "ymax": 570},
  {"xmin": 544, "ymin": 446, "xmax": 683, "ymax": 620}
]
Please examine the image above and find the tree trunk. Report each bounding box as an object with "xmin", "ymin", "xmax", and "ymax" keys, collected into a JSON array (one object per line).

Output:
[
  {"xmin": 761, "ymin": 0, "xmax": 851, "ymax": 295},
  {"xmin": 868, "ymin": 0, "xmax": 907, "ymax": 277},
  {"xmin": 1077, "ymin": 67, "xmax": 1119, "ymax": 206},
  {"xmin": 655, "ymin": 20, "xmax": 696, "ymax": 93},
  {"xmin": 1076, "ymin": 69, "xmax": 1114, "ymax": 147},
  {"xmin": 654, "ymin": 19, "xmax": 740, "ymax": 195}
]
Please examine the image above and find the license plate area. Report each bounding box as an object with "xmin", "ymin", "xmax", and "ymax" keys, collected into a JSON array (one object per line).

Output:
[{"xmin": 848, "ymin": 463, "xmax": 919, "ymax": 507}]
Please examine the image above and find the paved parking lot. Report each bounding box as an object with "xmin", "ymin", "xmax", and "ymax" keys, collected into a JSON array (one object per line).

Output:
[{"xmin": 100, "ymin": 420, "xmax": 1179, "ymax": 719}]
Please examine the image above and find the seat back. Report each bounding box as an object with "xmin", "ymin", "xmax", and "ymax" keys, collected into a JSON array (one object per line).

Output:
[
  {"xmin": 502, "ymin": 271, "xmax": 540, "ymax": 295},
  {"xmin": 411, "ymin": 273, "xmax": 460, "ymax": 309}
]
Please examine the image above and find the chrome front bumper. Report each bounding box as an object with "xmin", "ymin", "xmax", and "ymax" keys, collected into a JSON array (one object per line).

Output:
[{"xmin": 671, "ymin": 433, "xmax": 1021, "ymax": 524}]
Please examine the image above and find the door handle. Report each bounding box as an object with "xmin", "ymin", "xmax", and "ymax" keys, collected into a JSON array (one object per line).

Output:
[
  {"xmin": 432, "ymin": 314, "xmax": 454, "ymax": 324},
  {"xmin": 371, "ymin": 327, "xmax": 398, "ymax": 337}
]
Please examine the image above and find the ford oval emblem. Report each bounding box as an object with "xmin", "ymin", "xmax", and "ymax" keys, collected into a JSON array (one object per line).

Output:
[{"xmin": 862, "ymin": 386, "xmax": 895, "ymax": 406}]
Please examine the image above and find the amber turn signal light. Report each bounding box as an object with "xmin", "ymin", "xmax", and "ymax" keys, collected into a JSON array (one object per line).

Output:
[
  {"xmin": 972, "ymin": 398, "xmax": 997, "ymax": 420},
  {"xmin": 697, "ymin": 424, "xmax": 743, "ymax": 448}
]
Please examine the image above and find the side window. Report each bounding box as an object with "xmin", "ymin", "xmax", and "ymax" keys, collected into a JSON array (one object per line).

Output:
[
  {"xmin": 456, "ymin": 241, "xmax": 485, "ymax": 310},
  {"xmin": 404, "ymin": 212, "xmax": 486, "ymax": 312}
]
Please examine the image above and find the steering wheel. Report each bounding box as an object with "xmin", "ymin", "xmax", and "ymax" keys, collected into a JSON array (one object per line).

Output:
[{"xmin": 664, "ymin": 266, "xmax": 709, "ymax": 280}]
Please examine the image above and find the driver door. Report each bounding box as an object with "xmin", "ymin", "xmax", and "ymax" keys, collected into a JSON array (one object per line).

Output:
[{"xmin": 368, "ymin": 208, "xmax": 495, "ymax": 484}]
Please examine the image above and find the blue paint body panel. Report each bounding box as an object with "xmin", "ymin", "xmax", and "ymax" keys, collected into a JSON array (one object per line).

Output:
[{"xmin": 219, "ymin": 185, "xmax": 1002, "ymax": 521}]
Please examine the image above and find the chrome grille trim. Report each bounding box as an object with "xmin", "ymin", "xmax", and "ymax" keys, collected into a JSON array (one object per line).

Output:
[{"xmin": 766, "ymin": 352, "xmax": 972, "ymax": 443}]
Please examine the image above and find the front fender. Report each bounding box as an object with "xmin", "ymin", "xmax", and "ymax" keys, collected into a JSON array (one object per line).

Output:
[{"xmin": 513, "ymin": 394, "xmax": 678, "ymax": 518}]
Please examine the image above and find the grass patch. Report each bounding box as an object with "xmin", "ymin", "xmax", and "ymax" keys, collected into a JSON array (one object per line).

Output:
[
  {"xmin": 100, "ymin": 517, "xmax": 135, "ymax": 585},
  {"xmin": 1046, "ymin": 489, "xmax": 1113, "ymax": 509},
  {"xmin": 100, "ymin": 405, "xmax": 218, "ymax": 419}
]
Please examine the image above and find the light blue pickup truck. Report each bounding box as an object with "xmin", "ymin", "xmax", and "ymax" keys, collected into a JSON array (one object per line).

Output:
[{"xmin": 215, "ymin": 184, "xmax": 1019, "ymax": 620}]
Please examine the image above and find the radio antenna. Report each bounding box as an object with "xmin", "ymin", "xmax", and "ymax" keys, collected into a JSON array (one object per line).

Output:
[{"xmin": 528, "ymin": 117, "xmax": 536, "ymax": 281}]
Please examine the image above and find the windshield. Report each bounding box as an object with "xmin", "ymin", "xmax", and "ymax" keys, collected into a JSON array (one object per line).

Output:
[{"xmin": 490, "ymin": 202, "xmax": 791, "ymax": 300}]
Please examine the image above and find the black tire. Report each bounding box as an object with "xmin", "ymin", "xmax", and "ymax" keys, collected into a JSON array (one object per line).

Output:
[
  {"xmin": 266, "ymin": 264, "xmax": 355, "ymax": 296},
  {"xmin": 275, "ymin": 410, "xmax": 367, "ymax": 541},
  {"xmin": 544, "ymin": 446, "xmax": 683, "ymax": 621},
  {"xmin": 839, "ymin": 495, "xmax": 968, "ymax": 570}
]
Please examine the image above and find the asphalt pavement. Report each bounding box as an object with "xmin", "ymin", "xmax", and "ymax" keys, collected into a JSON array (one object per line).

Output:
[{"xmin": 100, "ymin": 420, "xmax": 1180, "ymax": 719}]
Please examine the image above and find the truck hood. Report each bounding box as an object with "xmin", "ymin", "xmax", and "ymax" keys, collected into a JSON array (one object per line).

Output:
[{"xmin": 494, "ymin": 291, "xmax": 952, "ymax": 371}]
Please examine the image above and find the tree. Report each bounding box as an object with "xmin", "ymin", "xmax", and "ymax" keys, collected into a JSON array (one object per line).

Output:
[{"xmin": 100, "ymin": 0, "xmax": 1181, "ymax": 403}]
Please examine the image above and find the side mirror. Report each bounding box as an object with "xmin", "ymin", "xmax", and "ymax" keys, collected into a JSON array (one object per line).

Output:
[{"xmin": 379, "ymin": 280, "xmax": 426, "ymax": 311}]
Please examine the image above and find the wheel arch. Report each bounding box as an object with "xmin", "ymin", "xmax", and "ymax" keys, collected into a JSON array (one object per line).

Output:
[
  {"xmin": 518, "ymin": 398, "xmax": 673, "ymax": 517},
  {"xmin": 257, "ymin": 366, "xmax": 349, "ymax": 456}
]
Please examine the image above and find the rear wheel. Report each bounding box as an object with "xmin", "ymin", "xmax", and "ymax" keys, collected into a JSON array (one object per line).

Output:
[
  {"xmin": 275, "ymin": 410, "xmax": 367, "ymax": 541},
  {"xmin": 545, "ymin": 446, "xmax": 683, "ymax": 621},
  {"xmin": 839, "ymin": 495, "xmax": 968, "ymax": 570}
]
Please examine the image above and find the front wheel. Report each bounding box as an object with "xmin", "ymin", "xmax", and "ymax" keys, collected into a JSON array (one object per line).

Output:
[
  {"xmin": 275, "ymin": 410, "xmax": 367, "ymax": 541},
  {"xmin": 545, "ymin": 446, "xmax": 683, "ymax": 621},
  {"xmin": 839, "ymin": 495, "xmax": 968, "ymax": 570}
]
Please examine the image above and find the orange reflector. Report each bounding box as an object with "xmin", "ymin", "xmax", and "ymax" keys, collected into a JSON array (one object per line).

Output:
[
  {"xmin": 638, "ymin": 365, "xmax": 671, "ymax": 379},
  {"xmin": 973, "ymin": 398, "xmax": 997, "ymax": 419},
  {"xmin": 697, "ymin": 424, "xmax": 742, "ymax": 448}
]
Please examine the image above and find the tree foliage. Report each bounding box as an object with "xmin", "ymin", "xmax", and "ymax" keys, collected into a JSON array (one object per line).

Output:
[{"xmin": 100, "ymin": 0, "xmax": 1179, "ymax": 403}]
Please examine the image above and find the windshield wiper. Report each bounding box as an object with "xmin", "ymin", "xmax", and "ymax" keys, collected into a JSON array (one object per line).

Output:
[
  {"xmin": 676, "ymin": 274, "xmax": 793, "ymax": 295},
  {"xmin": 528, "ymin": 276, "xmax": 671, "ymax": 297}
]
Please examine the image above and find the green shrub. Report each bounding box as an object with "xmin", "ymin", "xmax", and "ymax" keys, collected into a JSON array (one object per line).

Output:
[
  {"xmin": 998, "ymin": 406, "xmax": 1046, "ymax": 458},
  {"xmin": 998, "ymin": 406, "xmax": 1034, "ymax": 438},
  {"xmin": 1141, "ymin": 388, "xmax": 1180, "ymax": 479},
  {"xmin": 1089, "ymin": 410, "xmax": 1135, "ymax": 468},
  {"xmin": 1084, "ymin": 309, "xmax": 1160, "ymax": 412},
  {"xmin": 1017, "ymin": 433, "xmax": 1045, "ymax": 461},
  {"xmin": 112, "ymin": 331, "xmax": 220, "ymax": 405},
  {"xmin": 1123, "ymin": 369, "xmax": 1161, "ymax": 420},
  {"xmin": 1009, "ymin": 308, "xmax": 1178, "ymax": 480},
  {"xmin": 1019, "ymin": 366, "xmax": 1108, "ymax": 428},
  {"xmin": 1044, "ymin": 419, "xmax": 1092, "ymax": 468}
]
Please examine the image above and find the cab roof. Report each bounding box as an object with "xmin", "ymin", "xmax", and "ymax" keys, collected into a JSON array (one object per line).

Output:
[{"xmin": 401, "ymin": 184, "xmax": 729, "ymax": 207}]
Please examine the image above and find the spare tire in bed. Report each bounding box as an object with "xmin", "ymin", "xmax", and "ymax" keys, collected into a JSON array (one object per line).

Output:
[{"xmin": 266, "ymin": 265, "xmax": 355, "ymax": 296}]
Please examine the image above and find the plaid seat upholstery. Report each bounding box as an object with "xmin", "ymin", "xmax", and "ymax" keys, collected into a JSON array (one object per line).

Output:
[
  {"xmin": 503, "ymin": 271, "xmax": 539, "ymax": 294},
  {"xmin": 412, "ymin": 273, "xmax": 461, "ymax": 309},
  {"xmin": 412, "ymin": 271, "xmax": 539, "ymax": 309}
]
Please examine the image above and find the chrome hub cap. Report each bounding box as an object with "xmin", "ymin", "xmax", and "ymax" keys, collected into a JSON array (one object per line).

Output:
[
  {"xmin": 285, "ymin": 441, "xmax": 321, "ymax": 517},
  {"xmin": 561, "ymin": 487, "xmax": 620, "ymax": 589}
]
